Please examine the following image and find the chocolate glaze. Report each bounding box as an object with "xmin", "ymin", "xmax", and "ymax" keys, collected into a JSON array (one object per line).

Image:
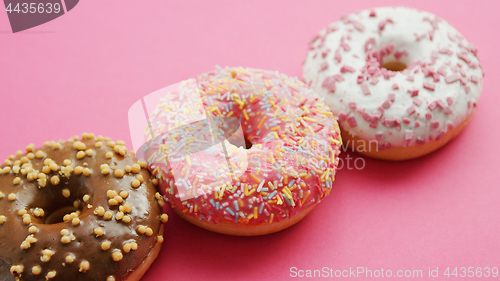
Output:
[{"xmin": 0, "ymin": 136, "xmax": 163, "ymax": 281}]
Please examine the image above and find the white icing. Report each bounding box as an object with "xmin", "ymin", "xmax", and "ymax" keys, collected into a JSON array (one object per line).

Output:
[{"xmin": 303, "ymin": 7, "xmax": 483, "ymax": 147}]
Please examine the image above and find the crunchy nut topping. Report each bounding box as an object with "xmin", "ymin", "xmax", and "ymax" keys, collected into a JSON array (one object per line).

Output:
[
  {"xmin": 61, "ymin": 236, "xmax": 71, "ymax": 244},
  {"xmin": 161, "ymin": 214, "xmax": 169, "ymax": 223},
  {"xmin": 8, "ymin": 193, "xmax": 16, "ymax": 201},
  {"xmin": 29, "ymin": 225, "xmax": 37, "ymax": 233},
  {"xmin": 119, "ymin": 191, "xmax": 128, "ymax": 199},
  {"xmin": 65, "ymin": 254, "xmax": 75, "ymax": 264},
  {"xmin": 50, "ymin": 175, "xmax": 60, "ymax": 185},
  {"xmin": 49, "ymin": 162, "xmax": 59, "ymax": 171},
  {"xmin": 10, "ymin": 265, "xmax": 24, "ymax": 275},
  {"xmin": 94, "ymin": 207, "xmax": 105, "ymax": 216},
  {"xmin": 0, "ymin": 215, "xmax": 6, "ymax": 224},
  {"xmin": 85, "ymin": 149, "xmax": 94, "ymax": 157},
  {"xmin": 22, "ymin": 214, "xmax": 31, "ymax": 225},
  {"xmin": 73, "ymin": 141, "xmax": 86, "ymax": 151},
  {"xmin": 0, "ymin": 191, "xmax": 3, "ymax": 199},
  {"xmin": 137, "ymin": 226, "xmax": 146, "ymax": 234},
  {"xmin": 72, "ymin": 218, "xmax": 81, "ymax": 226},
  {"xmin": 83, "ymin": 194, "xmax": 90, "ymax": 203},
  {"xmin": 63, "ymin": 159, "xmax": 72, "ymax": 166},
  {"xmin": 13, "ymin": 177, "xmax": 21, "ymax": 185},
  {"xmin": 107, "ymin": 276, "xmax": 116, "ymax": 281},
  {"xmin": 35, "ymin": 150, "xmax": 44, "ymax": 158},
  {"xmin": 105, "ymin": 152, "xmax": 114, "ymax": 159},
  {"xmin": 32, "ymin": 265, "xmax": 42, "ymax": 275},
  {"xmin": 131, "ymin": 179, "xmax": 141, "ymax": 188},
  {"xmin": 83, "ymin": 167, "xmax": 91, "ymax": 176},
  {"xmin": 79, "ymin": 260, "xmax": 90, "ymax": 272},
  {"xmin": 46, "ymin": 270, "xmax": 57, "ymax": 279},
  {"xmin": 103, "ymin": 211, "xmax": 113, "ymax": 220},
  {"xmin": 95, "ymin": 141, "xmax": 103, "ymax": 148},
  {"xmin": 74, "ymin": 166, "xmax": 84, "ymax": 175},
  {"xmin": 131, "ymin": 164, "xmax": 141, "ymax": 174},
  {"xmin": 136, "ymin": 175, "xmax": 144, "ymax": 183},
  {"xmin": 122, "ymin": 215, "xmax": 131, "ymax": 223},
  {"xmin": 18, "ymin": 209, "xmax": 27, "ymax": 216},
  {"xmin": 112, "ymin": 250, "xmax": 123, "ymax": 262},
  {"xmin": 77, "ymin": 151, "xmax": 86, "ymax": 159},
  {"xmin": 157, "ymin": 235, "xmax": 164, "ymax": 243},
  {"xmin": 107, "ymin": 141, "xmax": 116, "ymax": 148},
  {"xmin": 145, "ymin": 227, "xmax": 154, "ymax": 236},
  {"xmin": 94, "ymin": 228, "xmax": 104, "ymax": 237},
  {"xmin": 125, "ymin": 165, "xmax": 132, "ymax": 173},
  {"xmin": 101, "ymin": 241, "xmax": 111, "ymax": 251},
  {"xmin": 114, "ymin": 169, "xmax": 124, "ymax": 178},
  {"xmin": 62, "ymin": 189, "xmax": 71, "ymax": 198},
  {"xmin": 152, "ymin": 178, "xmax": 159, "ymax": 186}
]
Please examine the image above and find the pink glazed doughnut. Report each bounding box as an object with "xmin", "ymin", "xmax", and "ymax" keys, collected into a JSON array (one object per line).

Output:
[
  {"xmin": 303, "ymin": 7, "xmax": 483, "ymax": 160},
  {"xmin": 144, "ymin": 67, "xmax": 342, "ymax": 236}
]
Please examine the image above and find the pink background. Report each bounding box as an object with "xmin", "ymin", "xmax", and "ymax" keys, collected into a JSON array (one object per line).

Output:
[{"xmin": 1, "ymin": 0, "xmax": 499, "ymax": 280}]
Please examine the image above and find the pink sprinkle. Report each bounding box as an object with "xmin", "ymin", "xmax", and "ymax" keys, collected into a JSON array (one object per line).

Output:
[
  {"xmin": 407, "ymin": 89, "xmax": 419, "ymax": 97},
  {"xmin": 321, "ymin": 49, "xmax": 330, "ymax": 58},
  {"xmin": 437, "ymin": 67, "xmax": 447, "ymax": 76},
  {"xmin": 446, "ymin": 97, "xmax": 454, "ymax": 105},
  {"xmin": 465, "ymin": 85, "xmax": 471, "ymax": 94},
  {"xmin": 377, "ymin": 106, "xmax": 385, "ymax": 113},
  {"xmin": 356, "ymin": 75, "xmax": 364, "ymax": 84},
  {"xmin": 353, "ymin": 21, "xmax": 365, "ymax": 32},
  {"xmin": 333, "ymin": 74, "xmax": 345, "ymax": 82},
  {"xmin": 406, "ymin": 75, "xmax": 414, "ymax": 82},
  {"xmin": 362, "ymin": 112, "xmax": 372, "ymax": 122},
  {"xmin": 382, "ymin": 99, "xmax": 392, "ymax": 109},
  {"xmin": 340, "ymin": 65, "xmax": 356, "ymax": 73},
  {"xmin": 320, "ymin": 62, "xmax": 329, "ymax": 71},
  {"xmin": 423, "ymin": 82, "xmax": 436, "ymax": 91},
  {"xmin": 445, "ymin": 74, "xmax": 461, "ymax": 84},
  {"xmin": 334, "ymin": 48, "xmax": 342, "ymax": 63},
  {"xmin": 388, "ymin": 93, "xmax": 396, "ymax": 102},
  {"xmin": 416, "ymin": 137, "xmax": 425, "ymax": 145},
  {"xmin": 444, "ymin": 106, "xmax": 453, "ymax": 115},
  {"xmin": 369, "ymin": 10, "xmax": 376, "ymax": 17},
  {"xmin": 430, "ymin": 120, "xmax": 440, "ymax": 129},
  {"xmin": 392, "ymin": 83, "xmax": 399, "ymax": 90},
  {"xmin": 413, "ymin": 97, "xmax": 423, "ymax": 106},
  {"xmin": 425, "ymin": 113, "xmax": 433, "ymax": 120},
  {"xmin": 361, "ymin": 82, "xmax": 371, "ymax": 95},
  {"xmin": 415, "ymin": 121, "xmax": 421, "ymax": 128},
  {"xmin": 346, "ymin": 116, "xmax": 357, "ymax": 128},
  {"xmin": 356, "ymin": 108, "xmax": 365, "ymax": 114},
  {"xmin": 375, "ymin": 133, "xmax": 383, "ymax": 141},
  {"xmin": 405, "ymin": 131, "xmax": 414, "ymax": 140},
  {"xmin": 370, "ymin": 77, "xmax": 379, "ymax": 85},
  {"xmin": 457, "ymin": 52, "xmax": 470, "ymax": 64},
  {"xmin": 471, "ymin": 76, "xmax": 480, "ymax": 84},
  {"xmin": 338, "ymin": 111, "xmax": 348, "ymax": 122},
  {"xmin": 402, "ymin": 118, "xmax": 411, "ymax": 124},
  {"xmin": 436, "ymin": 100, "xmax": 447, "ymax": 109},
  {"xmin": 321, "ymin": 76, "xmax": 336, "ymax": 92},
  {"xmin": 348, "ymin": 102, "xmax": 357, "ymax": 109},
  {"xmin": 428, "ymin": 101, "xmax": 437, "ymax": 111},
  {"xmin": 406, "ymin": 105, "xmax": 416, "ymax": 115}
]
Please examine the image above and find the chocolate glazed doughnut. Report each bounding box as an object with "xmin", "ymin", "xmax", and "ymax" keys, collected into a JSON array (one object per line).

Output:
[{"xmin": 0, "ymin": 134, "xmax": 168, "ymax": 281}]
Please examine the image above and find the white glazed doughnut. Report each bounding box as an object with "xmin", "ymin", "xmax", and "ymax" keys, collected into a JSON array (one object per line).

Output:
[{"xmin": 303, "ymin": 6, "xmax": 483, "ymax": 160}]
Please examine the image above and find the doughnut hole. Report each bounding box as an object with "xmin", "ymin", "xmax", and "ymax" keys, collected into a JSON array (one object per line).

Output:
[
  {"xmin": 380, "ymin": 61, "xmax": 407, "ymax": 72},
  {"xmin": 24, "ymin": 178, "xmax": 92, "ymax": 225}
]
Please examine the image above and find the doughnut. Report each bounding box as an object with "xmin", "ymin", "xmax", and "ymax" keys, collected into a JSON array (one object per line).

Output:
[
  {"xmin": 0, "ymin": 134, "xmax": 167, "ymax": 281},
  {"xmin": 143, "ymin": 67, "xmax": 342, "ymax": 236},
  {"xmin": 303, "ymin": 7, "xmax": 483, "ymax": 160}
]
